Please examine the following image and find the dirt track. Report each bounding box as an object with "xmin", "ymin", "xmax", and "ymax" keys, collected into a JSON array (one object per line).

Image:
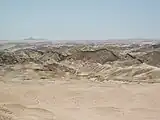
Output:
[{"xmin": 0, "ymin": 80, "xmax": 160, "ymax": 120}]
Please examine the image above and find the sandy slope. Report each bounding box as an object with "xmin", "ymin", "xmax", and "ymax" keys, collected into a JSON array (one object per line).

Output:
[{"xmin": 0, "ymin": 80, "xmax": 160, "ymax": 120}]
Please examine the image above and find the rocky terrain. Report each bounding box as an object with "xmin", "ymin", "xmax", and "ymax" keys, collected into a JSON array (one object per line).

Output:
[
  {"xmin": 0, "ymin": 41, "xmax": 160, "ymax": 83},
  {"xmin": 0, "ymin": 40, "xmax": 160, "ymax": 120}
]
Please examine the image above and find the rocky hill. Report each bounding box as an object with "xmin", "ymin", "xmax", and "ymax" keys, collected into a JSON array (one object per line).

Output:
[{"xmin": 0, "ymin": 42, "xmax": 160, "ymax": 83}]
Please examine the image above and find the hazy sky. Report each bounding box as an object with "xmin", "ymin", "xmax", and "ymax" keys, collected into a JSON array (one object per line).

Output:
[{"xmin": 0, "ymin": 0, "xmax": 160, "ymax": 40}]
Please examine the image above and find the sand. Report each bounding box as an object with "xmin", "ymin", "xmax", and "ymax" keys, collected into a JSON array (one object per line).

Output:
[
  {"xmin": 1, "ymin": 41, "xmax": 160, "ymax": 120},
  {"xmin": 0, "ymin": 80, "xmax": 160, "ymax": 120}
]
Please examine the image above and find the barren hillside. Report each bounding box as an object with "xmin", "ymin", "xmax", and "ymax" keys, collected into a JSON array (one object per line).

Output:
[{"xmin": 0, "ymin": 41, "xmax": 160, "ymax": 120}]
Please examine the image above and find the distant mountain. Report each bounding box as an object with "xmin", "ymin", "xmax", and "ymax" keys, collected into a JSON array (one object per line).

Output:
[{"xmin": 24, "ymin": 37, "xmax": 47, "ymax": 41}]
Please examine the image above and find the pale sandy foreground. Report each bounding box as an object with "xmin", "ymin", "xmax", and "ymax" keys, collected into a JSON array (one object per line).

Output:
[{"xmin": 0, "ymin": 80, "xmax": 160, "ymax": 120}]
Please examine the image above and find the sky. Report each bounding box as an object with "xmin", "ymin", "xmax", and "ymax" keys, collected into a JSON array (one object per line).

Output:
[{"xmin": 0, "ymin": 0, "xmax": 160, "ymax": 40}]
